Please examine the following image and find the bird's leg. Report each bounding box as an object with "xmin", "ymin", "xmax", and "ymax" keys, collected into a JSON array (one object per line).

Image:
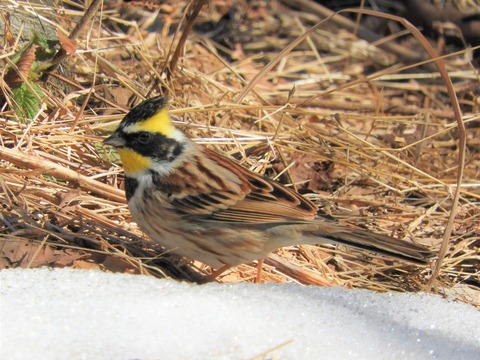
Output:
[
  {"xmin": 201, "ymin": 259, "xmax": 265, "ymax": 284},
  {"xmin": 255, "ymin": 259, "xmax": 264, "ymax": 283},
  {"xmin": 200, "ymin": 264, "xmax": 232, "ymax": 284}
]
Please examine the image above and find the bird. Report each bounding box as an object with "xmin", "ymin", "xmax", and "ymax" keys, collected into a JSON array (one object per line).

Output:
[{"xmin": 104, "ymin": 96, "xmax": 434, "ymax": 281}]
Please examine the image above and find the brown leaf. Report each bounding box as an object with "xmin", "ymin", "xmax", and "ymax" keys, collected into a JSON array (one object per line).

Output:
[
  {"xmin": 101, "ymin": 255, "xmax": 140, "ymax": 274},
  {"xmin": 282, "ymin": 154, "xmax": 335, "ymax": 192},
  {"xmin": 4, "ymin": 45, "xmax": 38, "ymax": 88},
  {"xmin": 55, "ymin": 190, "xmax": 82, "ymax": 209},
  {"xmin": 52, "ymin": 190, "xmax": 82, "ymax": 223},
  {"xmin": 73, "ymin": 259, "xmax": 103, "ymax": 270},
  {"xmin": 74, "ymin": 253, "xmax": 140, "ymax": 274},
  {"xmin": 57, "ymin": 29, "xmax": 77, "ymax": 55},
  {"xmin": 0, "ymin": 238, "xmax": 86, "ymax": 269}
]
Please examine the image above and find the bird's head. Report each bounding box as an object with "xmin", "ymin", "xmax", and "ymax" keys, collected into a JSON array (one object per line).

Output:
[{"xmin": 104, "ymin": 96, "xmax": 188, "ymax": 177}]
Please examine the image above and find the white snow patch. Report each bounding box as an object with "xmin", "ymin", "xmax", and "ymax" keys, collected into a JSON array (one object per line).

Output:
[{"xmin": 1, "ymin": 268, "xmax": 479, "ymax": 360}]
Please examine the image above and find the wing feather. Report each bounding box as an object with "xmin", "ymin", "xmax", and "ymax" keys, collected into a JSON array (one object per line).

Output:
[{"xmin": 153, "ymin": 146, "xmax": 317, "ymax": 223}]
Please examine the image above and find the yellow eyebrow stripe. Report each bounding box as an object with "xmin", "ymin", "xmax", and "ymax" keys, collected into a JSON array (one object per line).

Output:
[{"xmin": 124, "ymin": 108, "xmax": 174, "ymax": 136}]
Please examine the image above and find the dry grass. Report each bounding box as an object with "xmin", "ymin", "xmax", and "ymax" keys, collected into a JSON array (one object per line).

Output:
[{"xmin": 1, "ymin": 0, "xmax": 479, "ymax": 306}]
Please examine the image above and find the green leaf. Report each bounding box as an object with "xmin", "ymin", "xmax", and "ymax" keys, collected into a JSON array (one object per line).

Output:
[
  {"xmin": 35, "ymin": 35, "xmax": 59, "ymax": 61},
  {"xmin": 34, "ymin": 33, "xmax": 50, "ymax": 50},
  {"xmin": 10, "ymin": 32, "xmax": 59, "ymax": 72},
  {"xmin": 11, "ymin": 83, "xmax": 44, "ymax": 120}
]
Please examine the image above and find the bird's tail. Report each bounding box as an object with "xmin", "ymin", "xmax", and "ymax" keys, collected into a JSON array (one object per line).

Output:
[
  {"xmin": 309, "ymin": 225, "xmax": 434, "ymax": 264},
  {"xmin": 271, "ymin": 221, "xmax": 435, "ymax": 264}
]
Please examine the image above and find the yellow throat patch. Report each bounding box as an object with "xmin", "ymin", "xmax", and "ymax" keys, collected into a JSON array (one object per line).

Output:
[
  {"xmin": 125, "ymin": 108, "xmax": 174, "ymax": 137},
  {"xmin": 117, "ymin": 148, "xmax": 151, "ymax": 175}
]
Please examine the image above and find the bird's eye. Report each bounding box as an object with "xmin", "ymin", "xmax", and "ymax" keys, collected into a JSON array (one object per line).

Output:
[{"xmin": 138, "ymin": 133, "xmax": 153, "ymax": 144}]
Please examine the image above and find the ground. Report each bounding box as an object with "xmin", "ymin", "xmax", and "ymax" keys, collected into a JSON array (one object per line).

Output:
[{"xmin": 0, "ymin": 0, "xmax": 479, "ymax": 307}]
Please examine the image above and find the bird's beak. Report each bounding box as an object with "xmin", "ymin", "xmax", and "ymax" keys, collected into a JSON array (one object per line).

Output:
[{"xmin": 103, "ymin": 132, "xmax": 126, "ymax": 148}]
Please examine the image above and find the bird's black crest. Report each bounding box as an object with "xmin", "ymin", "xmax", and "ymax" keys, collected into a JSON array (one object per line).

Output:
[{"xmin": 121, "ymin": 96, "xmax": 169, "ymax": 127}]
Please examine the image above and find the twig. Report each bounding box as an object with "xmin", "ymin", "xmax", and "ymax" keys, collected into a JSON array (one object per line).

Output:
[
  {"xmin": 0, "ymin": 146, "xmax": 125, "ymax": 203},
  {"xmin": 265, "ymin": 253, "xmax": 333, "ymax": 286},
  {"xmin": 279, "ymin": 0, "xmax": 426, "ymax": 65},
  {"xmin": 40, "ymin": 0, "xmax": 104, "ymax": 82},
  {"xmin": 165, "ymin": 0, "xmax": 208, "ymax": 80},
  {"xmin": 341, "ymin": 9, "xmax": 465, "ymax": 291}
]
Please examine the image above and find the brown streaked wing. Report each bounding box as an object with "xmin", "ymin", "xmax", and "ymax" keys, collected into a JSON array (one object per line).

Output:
[{"xmin": 155, "ymin": 146, "xmax": 318, "ymax": 222}]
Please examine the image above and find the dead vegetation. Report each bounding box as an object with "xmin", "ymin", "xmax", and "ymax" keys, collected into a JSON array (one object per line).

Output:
[{"xmin": 0, "ymin": 0, "xmax": 479, "ymax": 307}]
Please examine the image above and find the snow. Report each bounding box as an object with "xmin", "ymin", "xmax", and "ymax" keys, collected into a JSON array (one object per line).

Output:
[{"xmin": 1, "ymin": 268, "xmax": 479, "ymax": 360}]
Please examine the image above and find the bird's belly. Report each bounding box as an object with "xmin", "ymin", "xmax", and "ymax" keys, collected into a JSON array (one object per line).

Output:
[{"xmin": 128, "ymin": 195, "xmax": 270, "ymax": 269}]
